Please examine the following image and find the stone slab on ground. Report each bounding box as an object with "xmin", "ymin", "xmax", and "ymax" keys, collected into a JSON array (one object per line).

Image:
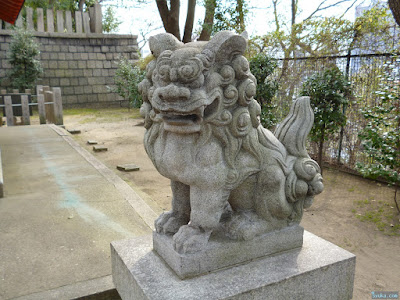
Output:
[
  {"xmin": 117, "ymin": 164, "xmax": 140, "ymax": 172},
  {"xmin": 67, "ymin": 128, "xmax": 81, "ymax": 134},
  {"xmin": 94, "ymin": 145, "xmax": 108, "ymax": 152},
  {"xmin": 87, "ymin": 140, "xmax": 98, "ymax": 145},
  {"xmin": 153, "ymin": 225, "xmax": 304, "ymax": 279},
  {"xmin": 111, "ymin": 231, "xmax": 356, "ymax": 300}
]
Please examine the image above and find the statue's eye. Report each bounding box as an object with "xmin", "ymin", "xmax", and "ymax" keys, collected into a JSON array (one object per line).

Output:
[
  {"xmin": 158, "ymin": 65, "xmax": 170, "ymax": 81},
  {"xmin": 177, "ymin": 58, "xmax": 202, "ymax": 82},
  {"xmin": 179, "ymin": 65, "xmax": 194, "ymax": 77}
]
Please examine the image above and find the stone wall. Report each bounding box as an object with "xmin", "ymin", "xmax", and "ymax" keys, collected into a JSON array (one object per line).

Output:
[{"xmin": 0, "ymin": 30, "xmax": 139, "ymax": 106}]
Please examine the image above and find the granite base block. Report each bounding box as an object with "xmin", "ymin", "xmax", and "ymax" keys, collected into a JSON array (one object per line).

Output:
[
  {"xmin": 111, "ymin": 231, "xmax": 356, "ymax": 300},
  {"xmin": 153, "ymin": 225, "xmax": 304, "ymax": 279}
]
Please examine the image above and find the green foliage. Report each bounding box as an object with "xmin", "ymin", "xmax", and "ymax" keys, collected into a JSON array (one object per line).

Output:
[
  {"xmin": 249, "ymin": 53, "xmax": 278, "ymax": 129},
  {"xmin": 300, "ymin": 67, "xmax": 349, "ymax": 143},
  {"xmin": 109, "ymin": 57, "xmax": 145, "ymax": 108},
  {"xmin": 102, "ymin": 6, "xmax": 122, "ymax": 33},
  {"xmin": 212, "ymin": 0, "xmax": 248, "ymax": 34},
  {"xmin": 357, "ymin": 58, "xmax": 400, "ymax": 193},
  {"xmin": 6, "ymin": 28, "xmax": 43, "ymax": 91}
]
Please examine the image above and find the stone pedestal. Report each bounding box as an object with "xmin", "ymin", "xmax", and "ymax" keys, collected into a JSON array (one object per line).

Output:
[
  {"xmin": 153, "ymin": 225, "xmax": 304, "ymax": 279},
  {"xmin": 111, "ymin": 231, "xmax": 356, "ymax": 300}
]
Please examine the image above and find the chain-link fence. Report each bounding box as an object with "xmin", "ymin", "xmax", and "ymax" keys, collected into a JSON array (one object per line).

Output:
[{"xmin": 272, "ymin": 53, "xmax": 400, "ymax": 170}]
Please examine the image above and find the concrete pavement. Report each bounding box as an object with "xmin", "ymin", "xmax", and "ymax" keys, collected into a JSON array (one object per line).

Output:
[{"xmin": 0, "ymin": 125, "xmax": 157, "ymax": 300}]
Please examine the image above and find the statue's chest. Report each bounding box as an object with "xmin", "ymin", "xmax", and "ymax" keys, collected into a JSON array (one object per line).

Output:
[
  {"xmin": 153, "ymin": 134, "xmax": 196, "ymax": 180},
  {"xmin": 152, "ymin": 133, "xmax": 224, "ymax": 183}
]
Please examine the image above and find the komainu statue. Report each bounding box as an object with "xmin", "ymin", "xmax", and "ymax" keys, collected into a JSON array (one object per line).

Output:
[{"xmin": 139, "ymin": 31, "xmax": 323, "ymax": 254}]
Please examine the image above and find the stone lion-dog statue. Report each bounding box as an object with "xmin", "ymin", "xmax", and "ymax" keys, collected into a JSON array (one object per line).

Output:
[{"xmin": 138, "ymin": 31, "xmax": 323, "ymax": 254}]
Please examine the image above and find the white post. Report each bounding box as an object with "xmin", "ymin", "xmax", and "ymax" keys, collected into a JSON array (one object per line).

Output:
[
  {"xmin": 52, "ymin": 87, "xmax": 63, "ymax": 125},
  {"xmin": 75, "ymin": 11, "xmax": 83, "ymax": 33},
  {"xmin": 15, "ymin": 13, "xmax": 23, "ymax": 28},
  {"xmin": 4, "ymin": 96, "xmax": 14, "ymax": 126},
  {"xmin": 21, "ymin": 95, "xmax": 30, "ymax": 125},
  {"xmin": 83, "ymin": 12, "xmax": 91, "ymax": 33},
  {"xmin": 65, "ymin": 11, "xmax": 73, "ymax": 33},
  {"xmin": 26, "ymin": 7, "xmax": 34, "ymax": 30},
  {"xmin": 37, "ymin": 94, "xmax": 46, "ymax": 125},
  {"xmin": 44, "ymin": 91, "xmax": 56, "ymax": 124},
  {"xmin": 37, "ymin": 8, "xmax": 45, "ymax": 32},
  {"xmin": 47, "ymin": 9, "xmax": 54, "ymax": 33},
  {"xmin": 57, "ymin": 10, "xmax": 64, "ymax": 33}
]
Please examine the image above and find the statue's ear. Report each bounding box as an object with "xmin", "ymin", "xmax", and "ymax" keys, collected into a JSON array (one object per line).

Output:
[
  {"xmin": 204, "ymin": 31, "xmax": 247, "ymax": 63},
  {"xmin": 148, "ymin": 33, "xmax": 184, "ymax": 58}
]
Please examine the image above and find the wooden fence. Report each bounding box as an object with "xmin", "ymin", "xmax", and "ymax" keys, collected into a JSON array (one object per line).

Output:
[
  {"xmin": 0, "ymin": 2, "xmax": 102, "ymax": 34},
  {"xmin": 0, "ymin": 85, "xmax": 63, "ymax": 126}
]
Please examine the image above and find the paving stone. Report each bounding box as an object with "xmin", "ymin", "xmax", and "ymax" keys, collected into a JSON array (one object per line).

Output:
[
  {"xmin": 116, "ymin": 164, "xmax": 140, "ymax": 172},
  {"xmin": 93, "ymin": 146, "xmax": 108, "ymax": 152},
  {"xmin": 67, "ymin": 129, "xmax": 81, "ymax": 134}
]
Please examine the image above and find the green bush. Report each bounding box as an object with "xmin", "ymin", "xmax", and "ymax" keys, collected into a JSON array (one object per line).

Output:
[
  {"xmin": 102, "ymin": 6, "xmax": 122, "ymax": 33},
  {"xmin": 6, "ymin": 28, "xmax": 43, "ymax": 91},
  {"xmin": 357, "ymin": 58, "xmax": 400, "ymax": 212},
  {"xmin": 249, "ymin": 54, "xmax": 279, "ymax": 129},
  {"xmin": 300, "ymin": 67, "xmax": 349, "ymax": 169},
  {"xmin": 109, "ymin": 57, "xmax": 145, "ymax": 108}
]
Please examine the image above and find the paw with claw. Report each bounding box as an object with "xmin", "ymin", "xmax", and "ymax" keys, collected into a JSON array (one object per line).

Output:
[
  {"xmin": 155, "ymin": 211, "xmax": 189, "ymax": 235},
  {"xmin": 173, "ymin": 225, "xmax": 211, "ymax": 254}
]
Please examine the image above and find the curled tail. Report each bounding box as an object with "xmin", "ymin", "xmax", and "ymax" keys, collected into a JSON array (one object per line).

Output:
[
  {"xmin": 274, "ymin": 96, "xmax": 314, "ymax": 158},
  {"xmin": 274, "ymin": 97, "xmax": 323, "ymax": 222}
]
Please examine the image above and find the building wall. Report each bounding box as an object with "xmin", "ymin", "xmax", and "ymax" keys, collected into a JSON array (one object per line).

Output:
[{"xmin": 0, "ymin": 30, "xmax": 139, "ymax": 106}]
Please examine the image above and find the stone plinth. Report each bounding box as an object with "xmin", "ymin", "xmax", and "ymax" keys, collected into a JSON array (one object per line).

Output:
[
  {"xmin": 111, "ymin": 231, "xmax": 356, "ymax": 300},
  {"xmin": 153, "ymin": 225, "xmax": 304, "ymax": 279}
]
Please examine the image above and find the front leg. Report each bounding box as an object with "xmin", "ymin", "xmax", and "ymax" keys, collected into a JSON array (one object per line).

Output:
[
  {"xmin": 155, "ymin": 181, "xmax": 190, "ymax": 234},
  {"xmin": 173, "ymin": 187, "xmax": 227, "ymax": 253}
]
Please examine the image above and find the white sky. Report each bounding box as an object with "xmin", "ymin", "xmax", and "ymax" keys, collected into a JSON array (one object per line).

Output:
[{"xmin": 109, "ymin": 0, "xmax": 375, "ymax": 54}]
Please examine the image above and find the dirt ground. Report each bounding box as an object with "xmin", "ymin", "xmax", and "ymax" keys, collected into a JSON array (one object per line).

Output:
[{"xmin": 59, "ymin": 108, "xmax": 400, "ymax": 300}]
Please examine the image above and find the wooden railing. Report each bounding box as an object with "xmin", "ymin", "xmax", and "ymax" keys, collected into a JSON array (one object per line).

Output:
[
  {"xmin": 0, "ymin": 86, "xmax": 63, "ymax": 126},
  {"xmin": 0, "ymin": 2, "xmax": 102, "ymax": 34}
]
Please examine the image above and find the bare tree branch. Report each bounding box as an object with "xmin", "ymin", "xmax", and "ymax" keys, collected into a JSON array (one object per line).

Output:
[
  {"xmin": 272, "ymin": 0, "xmax": 287, "ymax": 52},
  {"xmin": 339, "ymin": 0, "xmax": 362, "ymax": 19},
  {"xmin": 303, "ymin": 0, "xmax": 360, "ymax": 22}
]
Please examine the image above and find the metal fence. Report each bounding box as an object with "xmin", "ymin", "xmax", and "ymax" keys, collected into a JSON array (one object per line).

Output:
[{"xmin": 273, "ymin": 53, "xmax": 400, "ymax": 170}]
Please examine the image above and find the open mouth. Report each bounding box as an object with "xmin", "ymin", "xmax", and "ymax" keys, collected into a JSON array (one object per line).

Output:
[
  {"xmin": 154, "ymin": 94, "xmax": 221, "ymax": 134},
  {"xmin": 160, "ymin": 107, "xmax": 204, "ymax": 133},
  {"xmin": 162, "ymin": 113, "xmax": 200, "ymax": 126}
]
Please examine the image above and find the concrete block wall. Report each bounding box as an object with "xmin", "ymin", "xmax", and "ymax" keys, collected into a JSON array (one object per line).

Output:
[{"xmin": 0, "ymin": 30, "xmax": 139, "ymax": 106}]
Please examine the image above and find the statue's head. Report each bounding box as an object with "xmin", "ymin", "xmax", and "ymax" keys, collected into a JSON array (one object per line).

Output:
[{"xmin": 139, "ymin": 31, "xmax": 261, "ymax": 135}]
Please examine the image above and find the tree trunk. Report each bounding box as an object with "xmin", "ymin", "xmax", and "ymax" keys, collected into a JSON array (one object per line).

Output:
[
  {"xmin": 198, "ymin": 0, "xmax": 216, "ymax": 41},
  {"xmin": 389, "ymin": 0, "xmax": 400, "ymax": 27},
  {"xmin": 78, "ymin": 0, "xmax": 85, "ymax": 11},
  {"xmin": 182, "ymin": 0, "xmax": 196, "ymax": 43},
  {"xmin": 236, "ymin": 0, "xmax": 245, "ymax": 33},
  {"xmin": 156, "ymin": 0, "xmax": 181, "ymax": 40}
]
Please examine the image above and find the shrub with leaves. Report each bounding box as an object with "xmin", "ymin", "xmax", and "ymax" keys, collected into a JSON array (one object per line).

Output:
[
  {"xmin": 110, "ymin": 57, "xmax": 145, "ymax": 108},
  {"xmin": 249, "ymin": 53, "xmax": 279, "ymax": 129},
  {"xmin": 357, "ymin": 58, "xmax": 400, "ymax": 212},
  {"xmin": 6, "ymin": 28, "xmax": 43, "ymax": 91},
  {"xmin": 102, "ymin": 6, "xmax": 122, "ymax": 33},
  {"xmin": 300, "ymin": 67, "xmax": 350, "ymax": 170}
]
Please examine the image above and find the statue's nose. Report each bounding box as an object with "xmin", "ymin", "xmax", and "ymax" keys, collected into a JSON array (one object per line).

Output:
[{"xmin": 157, "ymin": 84, "xmax": 191, "ymax": 102}]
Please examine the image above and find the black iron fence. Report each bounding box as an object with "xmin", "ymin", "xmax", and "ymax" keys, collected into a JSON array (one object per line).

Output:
[{"xmin": 272, "ymin": 53, "xmax": 400, "ymax": 170}]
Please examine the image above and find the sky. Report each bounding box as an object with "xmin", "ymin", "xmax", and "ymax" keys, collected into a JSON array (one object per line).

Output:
[{"xmin": 108, "ymin": 0, "xmax": 375, "ymax": 55}]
